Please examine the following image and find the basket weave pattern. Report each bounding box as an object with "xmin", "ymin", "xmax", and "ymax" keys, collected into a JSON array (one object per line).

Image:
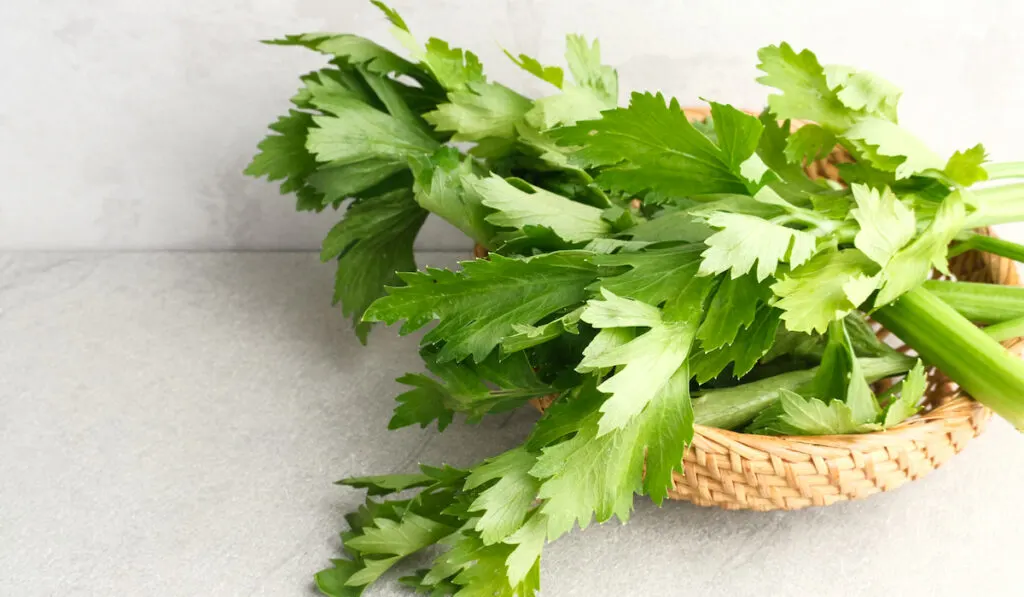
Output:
[{"xmin": 521, "ymin": 107, "xmax": 1023, "ymax": 511}]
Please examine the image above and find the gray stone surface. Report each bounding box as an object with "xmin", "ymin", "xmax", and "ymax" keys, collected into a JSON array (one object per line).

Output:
[
  {"xmin": 3, "ymin": 0, "xmax": 1024, "ymax": 251},
  {"xmin": 2, "ymin": 252, "xmax": 1023, "ymax": 596}
]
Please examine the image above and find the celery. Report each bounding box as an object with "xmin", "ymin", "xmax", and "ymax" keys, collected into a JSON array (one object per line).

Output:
[
  {"xmin": 984, "ymin": 316, "xmax": 1024, "ymax": 343},
  {"xmin": 873, "ymin": 286, "xmax": 1024, "ymax": 429},
  {"xmin": 923, "ymin": 280, "xmax": 1024, "ymax": 323},
  {"xmin": 965, "ymin": 183, "xmax": 1024, "ymax": 228},
  {"xmin": 985, "ymin": 162, "xmax": 1024, "ymax": 180},
  {"xmin": 949, "ymin": 232, "xmax": 1024, "ymax": 263},
  {"xmin": 692, "ymin": 354, "xmax": 915, "ymax": 430}
]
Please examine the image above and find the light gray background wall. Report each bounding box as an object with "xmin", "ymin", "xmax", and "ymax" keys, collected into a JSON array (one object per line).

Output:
[{"xmin": 2, "ymin": 0, "xmax": 1023, "ymax": 251}]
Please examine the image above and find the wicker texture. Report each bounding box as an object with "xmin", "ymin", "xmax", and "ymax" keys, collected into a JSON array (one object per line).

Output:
[{"xmin": 514, "ymin": 107, "xmax": 1024, "ymax": 511}]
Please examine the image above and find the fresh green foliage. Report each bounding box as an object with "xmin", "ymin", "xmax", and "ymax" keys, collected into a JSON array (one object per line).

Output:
[
  {"xmin": 882, "ymin": 360, "xmax": 927, "ymax": 427},
  {"xmin": 363, "ymin": 252, "xmax": 598, "ymax": 362},
  {"xmin": 390, "ymin": 349, "xmax": 553, "ymax": 431},
  {"xmin": 249, "ymin": 5, "xmax": 1024, "ymax": 596},
  {"xmin": 471, "ymin": 175, "xmax": 611, "ymax": 243},
  {"xmin": 850, "ymin": 184, "xmax": 916, "ymax": 267},
  {"xmin": 771, "ymin": 250, "xmax": 880, "ymax": 334},
  {"xmin": 245, "ymin": 110, "xmax": 323, "ymax": 211},
  {"xmin": 424, "ymin": 82, "xmax": 533, "ymax": 141},
  {"xmin": 698, "ymin": 211, "xmax": 817, "ymax": 281},
  {"xmin": 752, "ymin": 389, "xmax": 880, "ymax": 435},
  {"xmin": 578, "ymin": 289, "xmax": 703, "ymax": 435},
  {"xmin": 408, "ymin": 147, "xmax": 495, "ymax": 245},
  {"xmin": 551, "ymin": 94, "xmax": 759, "ymax": 197},
  {"xmin": 321, "ymin": 190, "xmax": 427, "ymax": 341}
]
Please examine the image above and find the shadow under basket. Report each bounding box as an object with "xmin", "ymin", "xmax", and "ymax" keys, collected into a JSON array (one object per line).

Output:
[{"xmin": 478, "ymin": 106, "xmax": 1024, "ymax": 511}]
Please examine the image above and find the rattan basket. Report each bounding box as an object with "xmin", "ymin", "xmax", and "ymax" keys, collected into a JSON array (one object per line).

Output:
[{"xmin": 495, "ymin": 106, "xmax": 1022, "ymax": 511}]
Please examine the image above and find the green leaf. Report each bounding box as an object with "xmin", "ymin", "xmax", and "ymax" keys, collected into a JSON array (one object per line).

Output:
[
  {"xmin": 772, "ymin": 249, "xmax": 880, "ymax": 334},
  {"xmin": 525, "ymin": 85, "xmax": 612, "ymax": 130},
  {"xmin": 391, "ymin": 349, "xmax": 553, "ymax": 430},
  {"xmin": 346, "ymin": 556, "xmax": 402, "ymax": 586},
  {"xmin": 757, "ymin": 43, "xmax": 852, "ymax": 130},
  {"xmin": 464, "ymin": 448, "xmax": 540, "ymax": 544},
  {"xmin": 447, "ymin": 533, "xmax": 539, "ymax": 597},
  {"xmin": 634, "ymin": 365, "xmax": 695, "ymax": 504},
  {"xmin": 525, "ymin": 381, "xmax": 603, "ymax": 448},
  {"xmin": 808, "ymin": 319, "xmax": 855, "ymax": 400},
  {"xmin": 593, "ymin": 244, "xmax": 716, "ymax": 318},
  {"xmin": 321, "ymin": 190, "xmax": 427, "ymax": 341},
  {"xmin": 500, "ymin": 307, "xmax": 583, "ymax": 354},
  {"xmin": 578, "ymin": 291, "xmax": 702, "ymax": 434},
  {"xmin": 531, "ymin": 368, "xmax": 695, "ymax": 537},
  {"xmin": 709, "ymin": 101, "xmax": 765, "ymax": 169},
  {"xmin": 424, "ymin": 82, "xmax": 533, "ymax": 141},
  {"xmin": 418, "ymin": 525, "xmax": 539, "ymax": 596},
  {"xmin": 845, "ymin": 117, "xmax": 944, "ymax": 178},
  {"xmin": 563, "ymin": 34, "xmax": 617, "ymax": 104},
  {"xmin": 512, "ymin": 122, "xmax": 581, "ymax": 169},
  {"xmin": 875, "ymin": 190, "xmax": 966, "ymax": 305},
  {"xmin": 421, "ymin": 38, "xmax": 487, "ymax": 92},
  {"xmin": 823, "ymin": 65, "xmax": 902, "ymax": 122},
  {"xmin": 504, "ymin": 50, "xmax": 564, "ymax": 88},
  {"xmin": 883, "ymin": 360, "xmax": 926, "ymax": 426},
  {"xmin": 357, "ymin": 66, "xmax": 430, "ymax": 131},
  {"xmin": 471, "ymin": 175, "xmax": 611, "ymax": 243},
  {"xmin": 530, "ymin": 409, "xmax": 642, "ymax": 538},
  {"xmin": 364, "ymin": 252, "xmax": 598, "ymax": 362},
  {"xmin": 408, "ymin": 147, "xmax": 495, "ymax": 244},
  {"xmin": 316, "ymin": 559, "xmax": 368, "ymax": 596},
  {"xmin": 295, "ymin": 68, "xmax": 376, "ymax": 114},
  {"xmin": 784, "ymin": 124, "xmax": 836, "ymax": 164},
  {"xmin": 399, "ymin": 571, "xmax": 459, "ymax": 597},
  {"xmin": 752, "ymin": 388, "xmax": 880, "ymax": 435},
  {"xmin": 944, "ymin": 144, "xmax": 989, "ymax": 187},
  {"xmin": 266, "ymin": 33, "xmax": 423, "ymax": 79},
  {"xmin": 346, "ymin": 513, "xmax": 454, "ymax": 556},
  {"xmin": 551, "ymin": 92, "xmax": 752, "ymax": 197},
  {"xmin": 808, "ymin": 319, "xmax": 881, "ymax": 423},
  {"xmin": 307, "ymin": 102, "xmax": 439, "ymax": 165},
  {"xmin": 370, "ymin": 3, "xmax": 485, "ymax": 94},
  {"xmin": 696, "ymin": 273, "xmax": 772, "ymax": 350},
  {"xmin": 625, "ymin": 206, "xmax": 713, "ymax": 243},
  {"xmin": 850, "ymin": 183, "xmax": 916, "ymax": 267},
  {"xmin": 340, "ymin": 473, "xmax": 435, "ymax": 496},
  {"xmin": 580, "ymin": 288, "xmax": 663, "ymax": 328},
  {"xmin": 698, "ymin": 212, "xmax": 817, "ymax": 281},
  {"xmin": 755, "ymin": 111, "xmax": 826, "ymax": 191},
  {"xmin": 370, "ymin": 1, "xmax": 409, "ymax": 31},
  {"xmin": 690, "ymin": 306, "xmax": 781, "ymax": 383},
  {"xmin": 290, "ymin": 67, "xmax": 372, "ymax": 110},
  {"xmin": 306, "ymin": 160, "xmax": 410, "ymax": 206},
  {"xmin": 504, "ymin": 514, "xmax": 547, "ymax": 585},
  {"xmin": 389, "ymin": 373, "xmax": 457, "ymax": 432},
  {"xmin": 245, "ymin": 110, "xmax": 324, "ymax": 211}
]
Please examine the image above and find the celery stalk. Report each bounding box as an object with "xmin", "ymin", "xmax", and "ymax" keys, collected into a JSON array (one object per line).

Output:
[
  {"xmin": 692, "ymin": 354, "xmax": 915, "ymax": 430},
  {"xmin": 948, "ymin": 233, "xmax": 1024, "ymax": 263},
  {"xmin": 873, "ymin": 286, "xmax": 1024, "ymax": 429},
  {"xmin": 984, "ymin": 316, "xmax": 1024, "ymax": 343},
  {"xmin": 922, "ymin": 280, "xmax": 1024, "ymax": 323},
  {"xmin": 985, "ymin": 162, "xmax": 1024, "ymax": 180},
  {"xmin": 964, "ymin": 183, "xmax": 1024, "ymax": 228}
]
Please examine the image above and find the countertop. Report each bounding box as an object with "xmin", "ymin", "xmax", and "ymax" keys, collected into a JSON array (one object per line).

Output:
[{"xmin": 2, "ymin": 252, "xmax": 1023, "ymax": 597}]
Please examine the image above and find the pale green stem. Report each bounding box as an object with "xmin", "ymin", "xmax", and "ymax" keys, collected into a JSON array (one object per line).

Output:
[
  {"xmin": 873, "ymin": 286, "xmax": 1024, "ymax": 430},
  {"xmin": 985, "ymin": 316, "xmax": 1024, "ymax": 343},
  {"xmin": 985, "ymin": 162, "xmax": 1024, "ymax": 180}
]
